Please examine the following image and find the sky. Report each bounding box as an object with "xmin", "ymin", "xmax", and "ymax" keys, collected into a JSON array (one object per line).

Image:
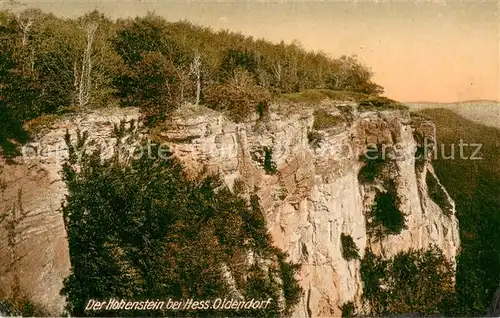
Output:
[{"xmin": 8, "ymin": 0, "xmax": 500, "ymax": 103}]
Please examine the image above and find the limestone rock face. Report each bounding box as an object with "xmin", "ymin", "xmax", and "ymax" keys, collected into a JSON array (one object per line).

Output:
[
  {"xmin": 0, "ymin": 103, "xmax": 460, "ymax": 316},
  {"xmin": 489, "ymin": 286, "xmax": 500, "ymax": 317},
  {"xmin": 161, "ymin": 104, "xmax": 460, "ymax": 317}
]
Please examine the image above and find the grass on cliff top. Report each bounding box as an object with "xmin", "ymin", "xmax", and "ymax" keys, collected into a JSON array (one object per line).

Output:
[
  {"xmin": 357, "ymin": 95, "xmax": 408, "ymax": 111},
  {"xmin": 23, "ymin": 114, "xmax": 61, "ymax": 136},
  {"xmin": 417, "ymin": 108, "xmax": 500, "ymax": 316},
  {"xmin": 276, "ymin": 89, "xmax": 368, "ymax": 103},
  {"xmin": 275, "ymin": 89, "xmax": 408, "ymax": 111},
  {"xmin": 170, "ymin": 103, "xmax": 220, "ymax": 120}
]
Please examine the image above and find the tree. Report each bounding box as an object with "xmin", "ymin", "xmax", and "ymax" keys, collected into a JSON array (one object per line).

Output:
[
  {"xmin": 27, "ymin": 12, "xmax": 82, "ymax": 113},
  {"xmin": 113, "ymin": 14, "xmax": 189, "ymax": 67},
  {"xmin": 326, "ymin": 55, "xmax": 383, "ymax": 95},
  {"xmin": 368, "ymin": 191, "xmax": 406, "ymax": 238},
  {"xmin": 0, "ymin": 11, "xmax": 37, "ymax": 157},
  {"xmin": 115, "ymin": 51, "xmax": 182, "ymax": 124},
  {"xmin": 13, "ymin": 8, "xmax": 41, "ymax": 47},
  {"xmin": 73, "ymin": 10, "xmax": 123, "ymax": 109},
  {"xmin": 360, "ymin": 246, "xmax": 455, "ymax": 316},
  {"xmin": 74, "ymin": 21, "xmax": 97, "ymax": 108},
  {"xmin": 340, "ymin": 233, "xmax": 360, "ymax": 261}
]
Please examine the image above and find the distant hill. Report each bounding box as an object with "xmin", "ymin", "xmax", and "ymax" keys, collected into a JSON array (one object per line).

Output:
[{"xmin": 407, "ymin": 101, "xmax": 500, "ymax": 129}]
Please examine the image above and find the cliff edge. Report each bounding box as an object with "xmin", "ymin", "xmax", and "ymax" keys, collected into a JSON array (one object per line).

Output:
[{"xmin": 0, "ymin": 101, "xmax": 460, "ymax": 316}]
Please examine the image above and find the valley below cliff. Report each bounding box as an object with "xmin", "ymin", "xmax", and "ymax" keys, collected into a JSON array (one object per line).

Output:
[{"xmin": 0, "ymin": 100, "xmax": 461, "ymax": 316}]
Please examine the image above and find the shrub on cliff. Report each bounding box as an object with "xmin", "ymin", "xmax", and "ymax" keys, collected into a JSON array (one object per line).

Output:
[
  {"xmin": 204, "ymin": 69, "xmax": 271, "ymax": 123},
  {"xmin": 358, "ymin": 96, "xmax": 408, "ymax": 111},
  {"xmin": 0, "ymin": 298, "xmax": 48, "ymax": 317},
  {"xmin": 113, "ymin": 51, "xmax": 183, "ymax": 125},
  {"xmin": 307, "ymin": 130, "xmax": 323, "ymax": 149},
  {"xmin": 360, "ymin": 246, "xmax": 455, "ymax": 316},
  {"xmin": 340, "ymin": 233, "xmax": 360, "ymax": 261},
  {"xmin": 60, "ymin": 127, "xmax": 302, "ymax": 317},
  {"xmin": 339, "ymin": 301, "xmax": 356, "ymax": 318},
  {"xmin": 358, "ymin": 144, "xmax": 386, "ymax": 183}
]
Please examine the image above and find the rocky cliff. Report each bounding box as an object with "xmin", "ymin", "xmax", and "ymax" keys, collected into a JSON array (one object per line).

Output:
[{"xmin": 0, "ymin": 101, "xmax": 460, "ymax": 316}]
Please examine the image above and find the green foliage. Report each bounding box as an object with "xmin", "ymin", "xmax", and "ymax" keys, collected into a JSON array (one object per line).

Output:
[
  {"xmin": 0, "ymin": 102, "xmax": 30, "ymax": 158},
  {"xmin": 219, "ymin": 48, "xmax": 258, "ymax": 79},
  {"xmin": 275, "ymin": 249, "xmax": 303, "ymax": 316},
  {"xmin": 312, "ymin": 109, "xmax": 344, "ymax": 130},
  {"xmin": 60, "ymin": 130, "xmax": 302, "ymax": 317},
  {"xmin": 0, "ymin": 8, "xmax": 121, "ymax": 156},
  {"xmin": 1, "ymin": 9, "xmax": 386, "ymax": 144},
  {"xmin": 418, "ymin": 108, "xmax": 500, "ymax": 316},
  {"xmin": 340, "ymin": 233, "xmax": 360, "ymax": 261},
  {"xmin": 325, "ymin": 55, "xmax": 383, "ymax": 95},
  {"xmin": 113, "ymin": 14, "xmax": 189, "ymax": 66},
  {"xmin": 414, "ymin": 145, "xmax": 427, "ymax": 173},
  {"xmin": 360, "ymin": 246, "xmax": 455, "ymax": 316},
  {"xmin": 0, "ymin": 14, "xmax": 35, "ymax": 157},
  {"xmin": 73, "ymin": 10, "xmax": 124, "ymax": 108},
  {"xmin": 367, "ymin": 191, "xmax": 406, "ymax": 238},
  {"xmin": 307, "ymin": 130, "xmax": 323, "ymax": 149}
]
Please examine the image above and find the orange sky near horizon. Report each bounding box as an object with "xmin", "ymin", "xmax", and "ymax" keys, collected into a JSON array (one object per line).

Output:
[{"xmin": 11, "ymin": 0, "xmax": 500, "ymax": 103}]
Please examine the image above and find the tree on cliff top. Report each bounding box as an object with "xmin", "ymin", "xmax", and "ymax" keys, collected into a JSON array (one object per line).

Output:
[{"xmin": 360, "ymin": 246, "xmax": 455, "ymax": 316}]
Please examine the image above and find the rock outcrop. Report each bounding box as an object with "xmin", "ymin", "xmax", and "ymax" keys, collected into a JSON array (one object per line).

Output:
[
  {"xmin": 489, "ymin": 286, "xmax": 500, "ymax": 317},
  {"xmin": 0, "ymin": 102, "xmax": 460, "ymax": 316}
]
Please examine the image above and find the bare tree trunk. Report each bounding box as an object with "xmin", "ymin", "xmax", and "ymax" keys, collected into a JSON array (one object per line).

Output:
[
  {"xmin": 271, "ymin": 61, "xmax": 282, "ymax": 84},
  {"xmin": 14, "ymin": 12, "xmax": 34, "ymax": 47},
  {"xmin": 190, "ymin": 53, "xmax": 202, "ymax": 106},
  {"xmin": 77, "ymin": 22, "xmax": 98, "ymax": 108}
]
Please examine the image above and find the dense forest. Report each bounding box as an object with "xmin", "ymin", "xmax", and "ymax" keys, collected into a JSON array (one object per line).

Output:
[{"xmin": 0, "ymin": 8, "xmax": 382, "ymax": 156}]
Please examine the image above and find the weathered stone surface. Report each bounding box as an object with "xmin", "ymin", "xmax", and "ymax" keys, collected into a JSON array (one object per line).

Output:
[
  {"xmin": 0, "ymin": 103, "xmax": 460, "ymax": 316},
  {"xmin": 0, "ymin": 108, "xmax": 140, "ymax": 314}
]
